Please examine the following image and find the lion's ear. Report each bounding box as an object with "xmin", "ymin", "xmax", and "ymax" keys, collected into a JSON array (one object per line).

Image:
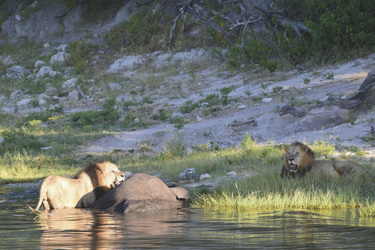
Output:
[
  {"xmin": 284, "ymin": 145, "xmax": 290, "ymax": 152},
  {"xmin": 302, "ymin": 144, "xmax": 310, "ymax": 153}
]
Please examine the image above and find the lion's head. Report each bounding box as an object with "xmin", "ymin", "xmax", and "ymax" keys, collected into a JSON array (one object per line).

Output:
[
  {"xmin": 77, "ymin": 161, "xmax": 125, "ymax": 193},
  {"xmin": 283, "ymin": 142, "xmax": 315, "ymax": 176}
]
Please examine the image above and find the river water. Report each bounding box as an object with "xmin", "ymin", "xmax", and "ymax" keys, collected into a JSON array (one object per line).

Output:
[{"xmin": 1, "ymin": 184, "xmax": 375, "ymax": 249}]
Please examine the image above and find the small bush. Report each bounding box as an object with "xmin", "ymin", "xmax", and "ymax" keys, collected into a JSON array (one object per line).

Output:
[
  {"xmin": 203, "ymin": 93, "xmax": 220, "ymax": 107},
  {"xmin": 123, "ymin": 112, "xmax": 136, "ymax": 128},
  {"xmin": 71, "ymin": 98, "xmax": 119, "ymax": 127},
  {"xmin": 220, "ymin": 87, "xmax": 233, "ymax": 105},
  {"xmin": 105, "ymin": 6, "xmax": 170, "ymax": 52},
  {"xmin": 23, "ymin": 106, "xmax": 64, "ymax": 123},
  {"xmin": 180, "ymin": 100, "xmax": 200, "ymax": 114},
  {"xmin": 66, "ymin": 40, "xmax": 93, "ymax": 74}
]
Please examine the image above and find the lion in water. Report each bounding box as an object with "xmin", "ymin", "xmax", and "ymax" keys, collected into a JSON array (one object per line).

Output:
[
  {"xmin": 34, "ymin": 161, "xmax": 125, "ymax": 210},
  {"xmin": 281, "ymin": 142, "xmax": 368, "ymax": 178}
]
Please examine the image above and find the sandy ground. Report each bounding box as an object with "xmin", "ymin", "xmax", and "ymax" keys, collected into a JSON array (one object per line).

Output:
[{"xmin": 79, "ymin": 53, "xmax": 375, "ymax": 158}]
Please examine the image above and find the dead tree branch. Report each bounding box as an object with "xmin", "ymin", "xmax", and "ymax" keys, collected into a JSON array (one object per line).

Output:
[
  {"xmin": 169, "ymin": 12, "xmax": 183, "ymax": 44},
  {"xmin": 250, "ymin": 2, "xmax": 310, "ymax": 39},
  {"xmin": 168, "ymin": 0, "xmax": 194, "ymax": 44}
]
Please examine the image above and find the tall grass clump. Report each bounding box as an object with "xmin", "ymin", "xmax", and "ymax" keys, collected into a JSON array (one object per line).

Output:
[
  {"xmin": 193, "ymin": 166, "xmax": 375, "ymax": 216},
  {"xmin": 0, "ymin": 151, "xmax": 79, "ymax": 185},
  {"xmin": 191, "ymin": 136, "xmax": 375, "ymax": 216}
]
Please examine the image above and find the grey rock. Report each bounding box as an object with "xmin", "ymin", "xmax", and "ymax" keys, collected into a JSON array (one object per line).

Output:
[
  {"xmin": 89, "ymin": 86, "xmax": 102, "ymax": 96},
  {"xmin": 67, "ymin": 90, "xmax": 80, "ymax": 101},
  {"xmin": 10, "ymin": 90, "xmax": 24, "ymax": 101},
  {"xmin": 262, "ymin": 98, "xmax": 273, "ymax": 103},
  {"xmin": 227, "ymin": 171, "xmax": 237, "ymax": 176},
  {"xmin": 51, "ymin": 95, "xmax": 60, "ymax": 103},
  {"xmin": 107, "ymin": 55, "xmax": 145, "ymax": 73},
  {"xmin": 57, "ymin": 44, "xmax": 69, "ymax": 53},
  {"xmin": 6, "ymin": 65, "xmax": 27, "ymax": 80},
  {"xmin": 50, "ymin": 52, "xmax": 70, "ymax": 65},
  {"xmin": 3, "ymin": 56, "xmax": 14, "ymax": 66},
  {"xmin": 38, "ymin": 93, "xmax": 50, "ymax": 101},
  {"xmin": 295, "ymin": 106, "xmax": 351, "ymax": 133},
  {"xmin": 179, "ymin": 168, "xmax": 196, "ymax": 181},
  {"xmin": 199, "ymin": 173, "xmax": 211, "ymax": 180},
  {"xmin": 115, "ymin": 94, "xmax": 132, "ymax": 104},
  {"xmin": 45, "ymin": 86, "xmax": 58, "ymax": 96},
  {"xmin": 49, "ymin": 70, "xmax": 62, "ymax": 77},
  {"xmin": 39, "ymin": 99, "xmax": 47, "ymax": 106},
  {"xmin": 62, "ymin": 78, "xmax": 78, "ymax": 92},
  {"xmin": 109, "ymin": 82, "xmax": 122, "ymax": 91},
  {"xmin": 36, "ymin": 66, "xmax": 52, "ymax": 78},
  {"xmin": 280, "ymin": 105, "xmax": 308, "ymax": 118},
  {"xmin": 34, "ymin": 60, "xmax": 45, "ymax": 68},
  {"xmin": 16, "ymin": 98, "xmax": 33, "ymax": 109},
  {"xmin": 153, "ymin": 49, "xmax": 209, "ymax": 69},
  {"xmin": 27, "ymin": 74, "xmax": 36, "ymax": 80}
]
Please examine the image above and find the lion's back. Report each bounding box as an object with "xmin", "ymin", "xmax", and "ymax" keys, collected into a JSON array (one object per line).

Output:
[
  {"xmin": 40, "ymin": 175, "xmax": 85, "ymax": 209},
  {"xmin": 309, "ymin": 160, "xmax": 339, "ymax": 177}
]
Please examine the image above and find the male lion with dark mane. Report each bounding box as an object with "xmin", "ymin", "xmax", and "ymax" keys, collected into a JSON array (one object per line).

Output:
[
  {"xmin": 281, "ymin": 142, "xmax": 368, "ymax": 178},
  {"xmin": 34, "ymin": 161, "xmax": 125, "ymax": 210}
]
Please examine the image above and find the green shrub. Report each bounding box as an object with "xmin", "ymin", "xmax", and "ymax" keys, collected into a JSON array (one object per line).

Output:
[
  {"xmin": 260, "ymin": 60, "xmax": 278, "ymax": 72},
  {"xmin": 71, "ymin": 109, "xmax": 119, "ymax": 127},
  {"xmin": 220, "ymin": 87, "xmax": 233, "ymax": 105},
  {"xmin": 123, "ymin": 112, "xmax": 136, "ymax": 128},
  {"xmin": 0, "ymin": 127, "xmax": 44, "ymax": 153},
  {"xmin": 71, "ymin": 98, "xmax": 119, "ymax": 127},
  {"xmin": 180, "ymin": 100, "xmax": 200, "ymax": 114},
  {"xmin": 66, "ymin": 40, "xmax": 93, "ymax": 73},
  {"xmin": 203, "ymin": 93, "xmax": 220, "ymax": 107},
  {"xmin": 23, "ymin": 106, "xmax": 64, "ymax": 123},
  {"xmin": 106, "ymin": 6, "xmax": 170, "ymax": 51}
]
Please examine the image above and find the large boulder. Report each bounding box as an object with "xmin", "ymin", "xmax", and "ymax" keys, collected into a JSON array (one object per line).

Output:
[
  {"xmin": 294, "ymin": 106, "xmax": 351, "ymax": 133},
  {"xmin": 339, "ymin": 70, "xmax": 375, "ymax": 117},
  {"xmin": 90, "ymin": 173, "xmax": 190, "ymax": 213}
]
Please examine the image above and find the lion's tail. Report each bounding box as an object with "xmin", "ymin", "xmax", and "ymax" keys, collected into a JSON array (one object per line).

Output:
[
  {"xmin": 34, "ymin": 185, "xmax": 47, "ymax": 211},
  {"xmin": 24, "ymin": 204, "xmax": 41, "ymax": 214}
]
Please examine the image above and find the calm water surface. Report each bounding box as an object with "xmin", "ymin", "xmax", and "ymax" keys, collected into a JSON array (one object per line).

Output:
[{"xmin": 1, "ymin": 184, "xmax": 375, "ymax": 249}]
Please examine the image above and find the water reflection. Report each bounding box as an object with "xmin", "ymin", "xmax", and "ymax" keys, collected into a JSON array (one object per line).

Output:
[
  {"xmin": 2, "ymin": 185, "xmax": 375, "ymax": 249},
  {"xmin": 38, "ymin": 208, "xmax": 190, "ymax": 249},
  {"xmin": 192, "ymin": 209, "xmax": 375, "ymax": 249}
]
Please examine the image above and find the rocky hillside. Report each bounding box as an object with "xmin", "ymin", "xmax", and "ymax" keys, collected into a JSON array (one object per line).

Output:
[{"xmin": 1, "ymin": 0, "xmax": 375, "ymax": 157}]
